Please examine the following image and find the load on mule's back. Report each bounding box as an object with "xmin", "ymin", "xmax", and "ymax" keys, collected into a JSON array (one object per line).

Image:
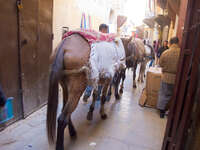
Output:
[{"xmin": 46, "ymin": 29, "xmax": 126, "ymax": 150}]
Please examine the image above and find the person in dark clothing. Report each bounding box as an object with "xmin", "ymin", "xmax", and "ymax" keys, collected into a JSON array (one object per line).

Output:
[
  {"xmin": 157, "ymin": 37, "xmax": 180, "ymax": 118},
  {"xmin": 157, "ymin": 40, "xmax": 169, "ymax": 58},
  {"xmin": 0, "ymin": 84, "xmax": 6, "ymax": 107}
]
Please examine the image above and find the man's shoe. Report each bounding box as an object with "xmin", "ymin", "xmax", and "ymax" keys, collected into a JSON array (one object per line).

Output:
[{"xmin": 160, "ymin": 110, "xmax": 165, "ymax": 118}]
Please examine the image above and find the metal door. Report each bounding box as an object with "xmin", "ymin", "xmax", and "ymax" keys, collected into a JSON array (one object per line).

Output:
[
  {"xmin": 19, "ymin": 0, "xmax": 53, "ymax": 117},
  {"xmin": 0, "ymin": 0, "xmax": 24, "ymax": 125}
]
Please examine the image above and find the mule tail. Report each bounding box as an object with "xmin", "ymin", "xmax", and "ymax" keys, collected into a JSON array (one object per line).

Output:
[{"xmin": 47, "ymin": 43, "xmax": 64, "ymax": 144}]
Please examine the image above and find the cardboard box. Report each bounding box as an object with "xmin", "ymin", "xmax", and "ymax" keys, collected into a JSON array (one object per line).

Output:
[
  {"xmin": 146, "ymin": 67, "xmax": 162, "ymax": 108},
  {"xmin": 139, "ymin": 88, "xmax": 147, "ymax": 107}
]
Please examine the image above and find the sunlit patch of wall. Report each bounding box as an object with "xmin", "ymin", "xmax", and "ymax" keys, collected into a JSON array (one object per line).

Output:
[{"xmin": 53, "ymin": 0, "xmax": 110, "ymax": 49}]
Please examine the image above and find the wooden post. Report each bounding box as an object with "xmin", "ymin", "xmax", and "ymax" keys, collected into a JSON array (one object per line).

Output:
[{"xmin": 177, "ymin": 0, "xmax": 189, "ymax": 44}]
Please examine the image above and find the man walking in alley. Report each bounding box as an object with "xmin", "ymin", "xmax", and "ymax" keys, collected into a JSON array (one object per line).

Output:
[{"xmin": 157, "ymin": 37, "xmax": 180, "ymax": 118}]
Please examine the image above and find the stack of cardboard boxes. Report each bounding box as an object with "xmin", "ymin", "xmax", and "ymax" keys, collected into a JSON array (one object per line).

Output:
[{"xmin": 139, "ymin": 67, "xmax": 162, "ymax": 108}]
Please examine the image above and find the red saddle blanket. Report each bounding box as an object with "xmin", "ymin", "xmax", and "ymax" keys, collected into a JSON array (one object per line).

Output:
[{"xmin": 62, "ymin": 29, "xmax": 116, "ymax": 45}]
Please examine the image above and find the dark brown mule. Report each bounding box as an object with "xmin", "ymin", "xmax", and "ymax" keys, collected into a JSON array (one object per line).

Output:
[
  {"xmin": 47, "ymin": 34, "xmax": 114, "ymax": 150},
  {"xmin": 121, "ymin": 37, "xmax": 147, "ymax": 87},
  {"xmin": 130, "ymin": 38, "xmax": 147, "ymax": 86},
  {"xmin": 107, "ymin": 37, "xmax": 147, "ymax": 100},
  {"xmin": 138, "ymin": 43, "xmax": 154, "ymax": 81}
]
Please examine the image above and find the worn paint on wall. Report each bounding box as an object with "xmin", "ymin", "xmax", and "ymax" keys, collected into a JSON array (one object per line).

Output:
[
  {"xmin": 19, "ymin": 0, "xmax": 53, "ymax": 117},
  {"xmin": 76, "ymin": 0, "xmax": 110, "ymax": 21},
  {"xmin": 53, "ymin": 0, "xmax": 109, "ymax": 49},
  {"xmin": 173, "ymin": 15, "xmax": 179, "ymax": 37},
  {"xmin": 177, "ymin": 0, "xmax": 189, "ymax": 44},
  {"xmin": 162, "ymin": 25, "xmax": 169, "ymax": 42}
]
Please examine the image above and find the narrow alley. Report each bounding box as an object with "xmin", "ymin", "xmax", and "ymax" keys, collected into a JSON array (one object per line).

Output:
[{"xmin": 0, "ymin": 70, "xmax": 166, "ymax": 150}]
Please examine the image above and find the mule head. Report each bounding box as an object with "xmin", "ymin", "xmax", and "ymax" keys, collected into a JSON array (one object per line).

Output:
[
  {"xmin": 121, "ymin": 36, "xmax": 132, "ymax": 50},
  {"xmin": 128, "ymin": 36, "xmax": 133, "ymax": 43},
  {"xmin": 121, "ymin": 37, "xmax": 136, "ymax": 68}
]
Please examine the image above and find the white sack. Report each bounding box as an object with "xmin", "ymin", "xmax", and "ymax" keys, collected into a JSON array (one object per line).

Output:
[{"xmin": 89, "ymin": 39, "xmax": 126, "ymax": 85}]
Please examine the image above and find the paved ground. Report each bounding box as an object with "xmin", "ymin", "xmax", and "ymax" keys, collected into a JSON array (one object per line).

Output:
[{"xmin": 0, "ymin": 70, "xmax": 167, "ymax": 150}]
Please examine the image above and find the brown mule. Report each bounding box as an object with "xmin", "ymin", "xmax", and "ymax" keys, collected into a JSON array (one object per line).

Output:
[
  {"xmin": 47, "ymin": 34, "xmax": 90, "ymax": 150},
  {"xmin": 121, "ymin": 37, "xmax": 146, "ymax": 88},
  {"xmin": 107, "ymin": 37, "xmax": 147, "ymax": 101},
  {"xmin": 138, "ymin": 44, "xmax": 154, "ymax": 83},
  {"xmin": 47, "ymin": 16, "xmax": 128, "ymax": 150},
  {"xmin": 47, "ymin": 34, "xmax": 115, "ymax": 150}
]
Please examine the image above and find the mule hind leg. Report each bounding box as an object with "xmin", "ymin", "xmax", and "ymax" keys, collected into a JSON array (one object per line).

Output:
[
  {"xmin": 60, "ymin": 79, "xmax": 68, "ymax": 111},
  {"xmin": 133, "ymin": 61, "xmax": 138, "ymax": 88},
  {"xmin": 113, "ymin": 72, "xmax": 121, "ymax": 100},
  {"xmin": 60, "ymin": 78, "xmax": 77, "ymax": 138},
  {"xmin": 138, "ymin": 63, "xmax": 142, "ymax": 82},
  {"xmin": 56, "ymin": 75, "xmax": 87, "ymax": 150},
  {"xmin": 119, "ymin": 68, "xmax": 126, "ymax": 94},
  {"xmin": 106, "ymin": 84, "xmax": 112, "ymax": 101},
  {"xmin": 87, "ymin": 88, "xmax": 98, "ymax": 121},
  {"xmin": 139, "ymin": 61, "xmax": 147, "ymax": 83},
  {"xmin": 100, "ymin": 79, "xmax": 111, "ymax": 119}
]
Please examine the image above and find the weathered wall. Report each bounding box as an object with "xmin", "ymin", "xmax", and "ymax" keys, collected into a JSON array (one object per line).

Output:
[
  {"xmin": 184, "ymin": 64, "xmax": 200, "ymax": 150},
  {"xmin": 0, "ymin": 0, "xmax": 53, "ymax": 126},
  {"xmin": 162, "ymin": 25, "xmax": 169, "ymax": 42},
  {"xmin": 173, "ymin": 15, "xmax": 179, "ymax": 37},
  {"xmin": 177, "ymin": 0, "xmax": 189, "ymax": 44},
  {"xmin": 191, "ymin": 117, "xmax": 200, "ymax": 150},
  {"xmin": 53, "ymin": 0, "xmax": 109, "ymax": 49}
]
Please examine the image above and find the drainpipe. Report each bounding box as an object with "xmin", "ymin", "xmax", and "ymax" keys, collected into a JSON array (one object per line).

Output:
[{"xmin": 16, "ymin": 0, "xmax": 25, "ymax": 118}]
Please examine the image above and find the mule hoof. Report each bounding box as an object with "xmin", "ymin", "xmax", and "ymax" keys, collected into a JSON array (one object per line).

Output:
[
  {"xmin": 133, "ymin": 85, "xmax": 137, "ymax": 88},
  {"xmin": 101, "ymin": 114, "xmax": 107, "ymax": 120},
  {"xmin": 83, "ymin": 95, "xmax": 88, "ymax": 103},
  {"xmin": 106, "ymin": 96, "xmax": 111, "ymax": 102},
  {"xmin": 69, "ymin": 129, "xmax": 77, "ymax": 139},
  {"xmin": 115, "ymin": 94, "xmax": 120, "ymax": 100},
  {"xmin": 119, "ymin": 89, "xmax": 123, "ymax": 94},
  {"xmin": 70, "ymin": 134, "xmax": 77, "ymax": 140},
  {"xmin": 87, "ymin": 112, "xmax": 93, "ymax": 121}
]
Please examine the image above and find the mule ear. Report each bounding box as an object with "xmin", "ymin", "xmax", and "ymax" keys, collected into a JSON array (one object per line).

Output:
[{"xmin": 128, "ymin": 36, "xmax": 132, "ymax": 43}]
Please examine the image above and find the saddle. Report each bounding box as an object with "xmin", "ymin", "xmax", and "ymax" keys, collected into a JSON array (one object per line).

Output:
[{"xmin": 62, "ymin": 29, "xmax": 117, "ymax": 46}]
